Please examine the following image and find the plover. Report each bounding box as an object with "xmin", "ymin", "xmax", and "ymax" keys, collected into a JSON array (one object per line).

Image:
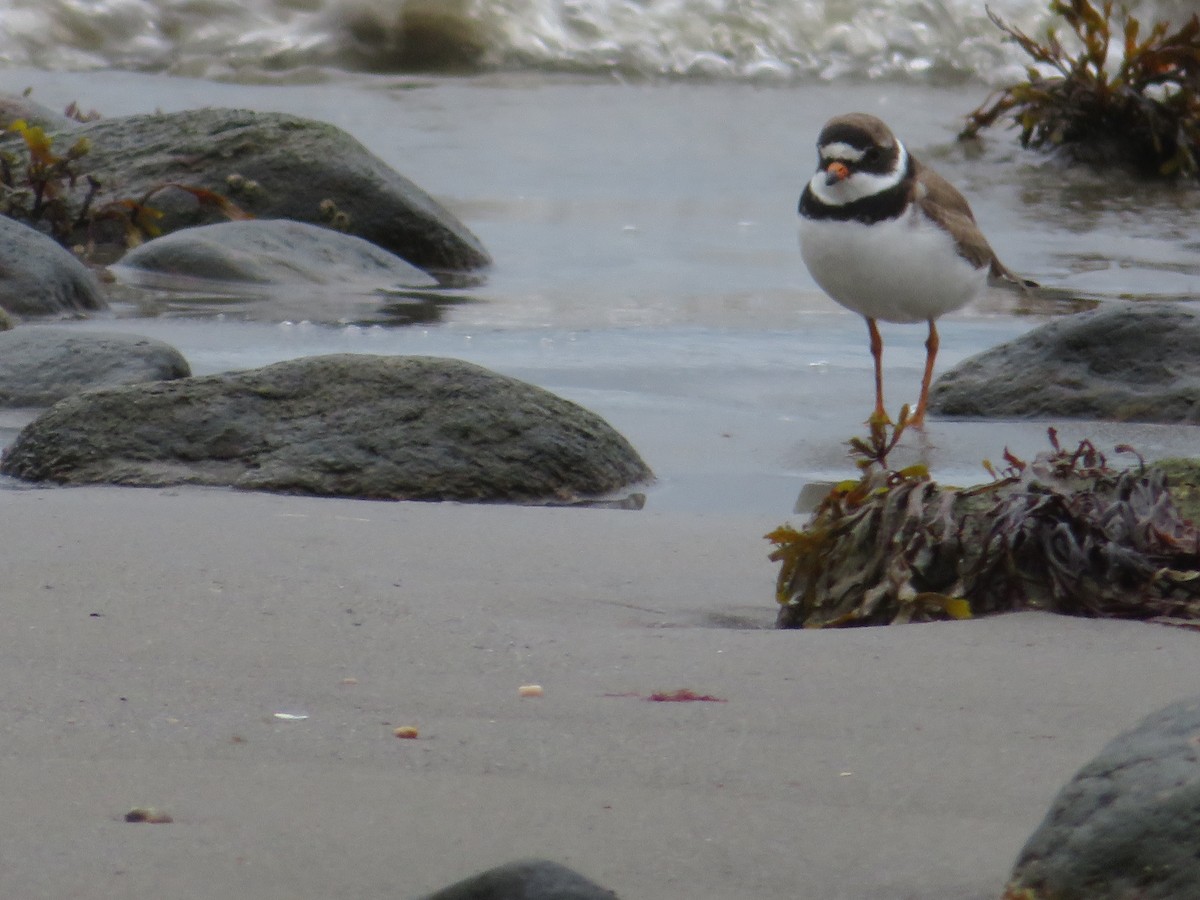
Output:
[{"xmin": 798, "ymin": 112, "xmax": 1026, "ymax": 426}]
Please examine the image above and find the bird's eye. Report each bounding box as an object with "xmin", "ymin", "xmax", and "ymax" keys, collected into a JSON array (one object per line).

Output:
[{"xmin": 862, "ymin": 147, "xmax": 880, "ymax": 164}]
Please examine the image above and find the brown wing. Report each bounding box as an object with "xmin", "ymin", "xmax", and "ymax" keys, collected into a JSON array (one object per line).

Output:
[{"xmin": 911, "ymin": 158, "xmax": 1031, "ymax": 285}]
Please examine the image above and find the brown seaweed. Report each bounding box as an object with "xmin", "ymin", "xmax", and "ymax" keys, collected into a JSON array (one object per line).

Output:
[
  {"xmin": 769, "ymin": 424, "xmax": 1200, "ymax": 629},
  {"xmin": 960, "ymin": 1, "xmax": 1200, "ymax": 178},
  {"xmin": 2, "ymin": 99, "xmax": 246, "ymax": 258}
]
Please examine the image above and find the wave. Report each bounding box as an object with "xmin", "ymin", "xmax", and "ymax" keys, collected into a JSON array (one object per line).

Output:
[{"xmin": 0, "ymin": 0, "xmax": 1191, "ymax": 84}]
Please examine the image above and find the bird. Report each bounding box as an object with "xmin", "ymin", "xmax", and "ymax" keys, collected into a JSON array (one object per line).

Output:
[{"xmin": 797, "ymin": 112, "xmax": 1026, "ymax": 427}]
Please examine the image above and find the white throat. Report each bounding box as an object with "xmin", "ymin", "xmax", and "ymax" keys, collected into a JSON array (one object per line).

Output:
[{"xmin": 807, "ymin": 141, "xmax": 908, "ymax": 207}]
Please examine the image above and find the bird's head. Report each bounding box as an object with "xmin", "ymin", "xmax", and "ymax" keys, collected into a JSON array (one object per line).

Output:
[{"xmin": 808, "ymin": 113, "xmax": 909, "ymax": 203}]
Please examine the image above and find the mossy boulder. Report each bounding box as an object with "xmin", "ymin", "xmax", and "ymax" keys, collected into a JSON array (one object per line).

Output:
[
  {"xmin": 5, "ymin": 107, "xmax": 490, "ymax": 272},
  {"xmin": 116, "ymin": 220, "xmax": 436, "ymax": 289},
  {"xmin": 930, "ymin": 303, "xmax": 1200, "ymax": 423},
  {"xmin": 1005, "ymin": 696, "xmax": 1200, "ymax": 899},
  {"xmin": 0, "ymin": 92, "xmax": 78, "ymax": 132},
  {"xmin": 421, "ymin": 859, "xmax": 617, "ymax": 900},
  {"xmin": 0, "ymin": 354, "xmax": 652, "ymax": 504},
  {"xmin": 0, "ymin": 328, "xmax": 190, "ymax": 406},
  {"xmin": 0, "ymin": 217, "xmax": 105, "ymax": 317}
]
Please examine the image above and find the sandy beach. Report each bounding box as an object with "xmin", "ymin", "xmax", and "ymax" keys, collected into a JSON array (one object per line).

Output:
[
  {"xmin": 3, "ymin": 8, "xmax": 1200, "ymax": 896},
  {"xmin": 4, "ymin": 484, "xmax": 1199, "ymax": 899}
]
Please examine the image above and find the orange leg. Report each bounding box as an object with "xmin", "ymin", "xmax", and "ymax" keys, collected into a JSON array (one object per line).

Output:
[
  {"xmin": 912, "ymin": 318, "xmax": 939, "ymax": 427},
  {"xmin": 866, "ymin": 317, "xmax": 887, "ymax": 422}
]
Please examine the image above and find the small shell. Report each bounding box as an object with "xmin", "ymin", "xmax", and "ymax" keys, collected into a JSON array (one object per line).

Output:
[
  {"xmin": 518, "ymin": 684, "xmax": 544, "ymax": 698},
  {"xmin": 393, "ymin": 726, "xmax": 420, "ymax": 739}
]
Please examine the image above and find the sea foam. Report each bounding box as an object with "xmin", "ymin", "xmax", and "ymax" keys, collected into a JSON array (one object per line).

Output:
[{"xmin": 0, "ymin": 0, "xmax": 1186, "ymax": 84}]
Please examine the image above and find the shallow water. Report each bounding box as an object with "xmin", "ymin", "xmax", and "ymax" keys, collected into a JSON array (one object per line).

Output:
[{"xmin": 3, "ymin": 68, "xmax": 1200, "ymax": 514}]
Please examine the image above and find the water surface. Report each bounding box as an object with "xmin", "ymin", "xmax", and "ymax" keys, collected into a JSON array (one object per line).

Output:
[{"xmin": 2, "ymin": 67, "xmax": 1198, "ymax": 514}]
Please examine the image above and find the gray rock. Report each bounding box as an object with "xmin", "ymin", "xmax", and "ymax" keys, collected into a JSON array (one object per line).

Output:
[
  {"xmin": 115, "ymin": 220, "xmax": 436, "ymax": 288},
  {"xmin": 1006, "ymin": 696, "xmax": 1200, "ymax": 899},
  {"xmin": 0, "ymin": 92, "xmax": 78, "ymax": 131},
  {"xmin": 3, "ymin": 107, "xmax": 490, "ymax": 272},
  {"xmin": 0, "ymin": 217, "xmax": 106, "ymax": 316},
  {"xmin": 421, "ymin": 859, "xmax": 618, "ymax": 900},
  {"xmin": 929, "ymin": 302, "xmax": 1200, "ymax": 423},
  {"xmin": 0, "ymin": 328, "xmax": 190, "ymax": 406},
  {"xmin": 0, "ymin": 354, "xmax": 653, "ymax": 503}
]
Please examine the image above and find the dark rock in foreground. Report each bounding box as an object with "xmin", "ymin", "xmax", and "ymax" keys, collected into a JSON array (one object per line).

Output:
[
  {"xmin": 17, "ymin": 107, "xmax": 491, "ymax": 272},
  {"xmin": 1005, "ymin": 696, "xmax": 1200, "ymax": 899},
  {"xmin": 421, "ymin": 859, "xmax": 618, "ymax": 900},
  {"xmin": 115, "ymin": 219, "xmax": 437, "ymax": 289},
  {"xmin": 0, "ymin": 355, "xmax": 653, "ymax": 503},
  {"xmin": 930, "ymin": 302, "xmax": 1200, "ymax": 423},
  {"xmin": 0, "ymin": 328, "xmax": 190, "ymax": 406},
  {"xmin": 0, "ymin": 217, "xmax": 106, "ymax": 317}
]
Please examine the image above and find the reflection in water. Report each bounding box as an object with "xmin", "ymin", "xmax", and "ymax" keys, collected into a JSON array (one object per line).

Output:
[{"xmin": 104, "ymin": 272, "xmax": 485, "ymax": 328}]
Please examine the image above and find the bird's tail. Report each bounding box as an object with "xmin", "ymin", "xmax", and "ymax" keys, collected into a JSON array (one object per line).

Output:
[{"xmin": 989, "ymin": 257, "xmax": 1039, "ymax": 293}]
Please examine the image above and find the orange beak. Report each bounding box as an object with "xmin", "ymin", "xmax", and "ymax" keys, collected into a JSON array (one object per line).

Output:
[{"xmin": 825, "ymin": 161, "xmax": 851, "ymax": 184}]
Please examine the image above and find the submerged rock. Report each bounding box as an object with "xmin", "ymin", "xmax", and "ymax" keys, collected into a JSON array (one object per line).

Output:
[
  {"xmin": 116, "ymin": 219, "xmax": 438, "ymax": 288},
  {"xmin": 1005, "ymin": 696, "xmax": 1200, "ymax": 899},
  {"xmin": 0, "ymin": 217, "xmax": 106, "ymax": 317},
  {"xmin": 0, "ymin": 328, "xmax": 190, "ymax": 406},
  {"xmin": 930, "ymin": 302, "xmax": 1200, "ymax": 423},
  {"xmin": 421, "ymin": 859, "xmax": 618, "ymax": 900},
  {"xmin": 4, "ymin": 107, "xmax": 491, "ymax": 272},
  {"xmin": 112, "ymin": 219, "xmax": 445, "ymax": 326},
  {"xmin": 0, "ymin": 354, "xmax": 652, "ymax": 503}
]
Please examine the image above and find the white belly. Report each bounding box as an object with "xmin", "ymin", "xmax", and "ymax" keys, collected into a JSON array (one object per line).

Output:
[{"xmin": 798, "ymin": 210, "xmax": 987, "ymax": 324}]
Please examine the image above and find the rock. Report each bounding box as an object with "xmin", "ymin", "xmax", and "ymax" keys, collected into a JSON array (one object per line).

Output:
[
  {"xmin": 0, "ymin": 354, "xmax": 653, "ymax": 503},
  {"xmin": 0, "ymin": 92, "xmax": 78, "ymax": 131},
  {"xmin": 114, "ymin": 220, "xmax": 437, "ymax": 289},
  {"xmin": 0, "ymin": 328, "xmax": 190, "ymax": 406},
  {"xmin": 421, "ymin": 859, "xmax": 618, "ymax": 900},
  {"xmin": 2, "ymin": 107, "xmax": 491, "ymax": 272},
  {"xmin": 929, "ymin": 302, "xmax": 1200, "ymax": 423},
  {"xmin": 112, "ymin": 219, "xmax": 445, "ymax": 326},
  {"xmin": 0, "ymin": 217, "xmax": 107, "ymax": 316},
  {"xmin": 123, "ymin": 807, "xmax": 173, "ymax": 824},
  {"xmin": 1005, "ymin": 696, "xmax": 1200, "ymax": 899},
  {"xmin": 1151, "ymin": 458, "xmax": 1200, "ymax": 524}
]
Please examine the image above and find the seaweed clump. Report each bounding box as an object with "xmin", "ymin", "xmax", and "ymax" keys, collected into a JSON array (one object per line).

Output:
[
  {"xmin": 960, "ymin": 1, "xmax": 1200, "ymax": 178},
  {"xmin": 768, "ymin": 416, "xmax": 1200, "ymax": 629}
]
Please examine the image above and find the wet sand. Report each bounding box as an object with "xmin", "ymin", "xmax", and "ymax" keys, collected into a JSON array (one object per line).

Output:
[{"xmin": 4, "ymin": 485, "xmax": 1200, "ymax": 899}]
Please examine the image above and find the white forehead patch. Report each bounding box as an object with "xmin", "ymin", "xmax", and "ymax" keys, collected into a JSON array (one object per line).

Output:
[
  {"xmin": 819, "ymin": 141, "xmax": 866, "ymax": 163},
  {"xmin": 808, "ymin": 142, "xmax": 908, "ymax": 206}
]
